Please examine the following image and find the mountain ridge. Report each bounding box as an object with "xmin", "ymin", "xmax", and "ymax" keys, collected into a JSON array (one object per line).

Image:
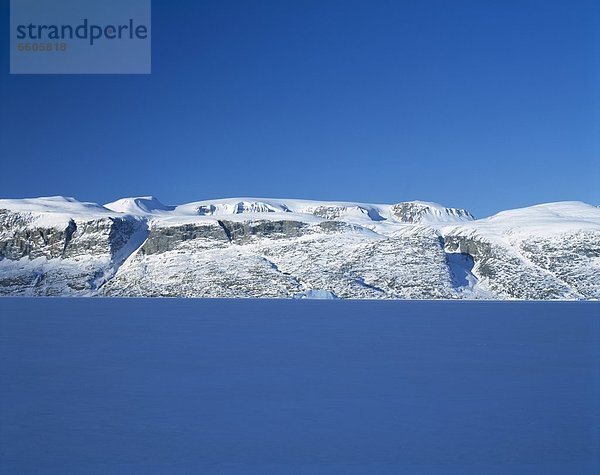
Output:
[{"xmin": 1, "ymin": 196, "xmax": 598, "ymax": 299}]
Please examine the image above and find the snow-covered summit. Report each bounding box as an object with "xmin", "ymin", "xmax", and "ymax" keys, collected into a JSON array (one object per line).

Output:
[
  {"xmin": 445, "ymin": 201, "xmax": 600, "ymax": 239},
  {"xmin": 389, "ymin": 201, "xmax": 474, "ymax": 224},
  {"xmin": 174, "ymin": 198, "xmax": 291, "ymax": 217},
  {"xmin": 99, "ymin": 196, "xmax": 476, "ymax": 227},
  {"xmin": 0, "ymin": 196, "xmax": 110, "ymax": 215},
  {"xmin": 3, "ymin": 196, "xmax": 599, "ymax": 232},
  {"xmin": 104, "ymin": 196, "xmax": 174, "ymax": 215},
  {"xmin": 488, "ymin": 201, "xmax": 600, "ymax": 224},
  {"xmin": 0, "ymin": 196, "xmax": 113, "ymax": 227}
]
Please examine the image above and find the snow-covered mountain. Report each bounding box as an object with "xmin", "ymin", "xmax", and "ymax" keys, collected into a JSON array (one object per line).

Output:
[{"xmin": 0, "ymin": 196, "xmax": 598, "ymax": 299}]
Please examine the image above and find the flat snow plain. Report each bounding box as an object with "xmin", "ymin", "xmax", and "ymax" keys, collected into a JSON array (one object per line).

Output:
[{"xmin": 1, "ymin": 299, "xmax": 599, "ymax": 474}]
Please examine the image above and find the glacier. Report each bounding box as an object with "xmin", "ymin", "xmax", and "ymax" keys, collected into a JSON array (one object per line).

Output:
[{"xmin": 0, "ymin": 196, "xmax": 598, "ymax": 299}]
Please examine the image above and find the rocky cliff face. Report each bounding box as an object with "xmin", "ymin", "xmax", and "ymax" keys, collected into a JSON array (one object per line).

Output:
[
  {"xmin": 0, "ymin": 205, "xmax": 147, "ymax": 296},
  {"xmin": 0, "ymin": 197, "xmax": 598, "ymax": 299}
]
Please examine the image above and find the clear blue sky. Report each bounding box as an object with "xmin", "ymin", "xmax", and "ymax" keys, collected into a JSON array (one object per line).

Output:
[{"xmin": 1, "ymin": 0, "xmax": 598, "ymax": 218}]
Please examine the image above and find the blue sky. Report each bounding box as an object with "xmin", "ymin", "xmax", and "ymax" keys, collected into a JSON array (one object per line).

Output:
[{"xmin": 1, "ymin": 0, "xmax": 598, "ymax": 218}]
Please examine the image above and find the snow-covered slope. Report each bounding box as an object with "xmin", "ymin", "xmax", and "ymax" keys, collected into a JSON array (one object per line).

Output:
[
  {"xmin": 0, "ymin": 196, "xmax": 598, "ymax": 299},
  {"xmin": 443, "ymin": 202, "xmax": 600, "ymax": 299}
]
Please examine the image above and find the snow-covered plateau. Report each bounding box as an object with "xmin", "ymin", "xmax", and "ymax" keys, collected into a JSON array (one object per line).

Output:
[{"xmin": 0, "ymin": 196, "xmax": 598, "ymax": 299}]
